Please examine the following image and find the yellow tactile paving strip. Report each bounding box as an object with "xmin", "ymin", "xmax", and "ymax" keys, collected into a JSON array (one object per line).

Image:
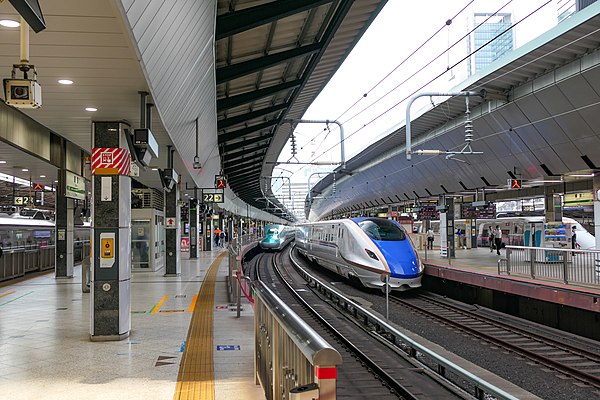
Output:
[{"xmin": 174, "ymin": 252, "xmax": 227, "ymax": 400}]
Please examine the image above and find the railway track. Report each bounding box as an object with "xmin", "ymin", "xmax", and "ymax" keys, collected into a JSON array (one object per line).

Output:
[
  {"xmin": 255, "ymin": 247, "xmax": 468, "ymax": 400},
  {"xmin": 390, "ymin": 293, "xmax": 600, "ymax": 389}
]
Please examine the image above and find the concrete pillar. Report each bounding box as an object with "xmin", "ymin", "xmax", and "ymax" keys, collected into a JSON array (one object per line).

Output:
[
  {"xmin": 594, "ymin": 176, "xmax": 600, "ymax": 252},
  {"xmin": 55, "ymin": 169, "xmax": 74, "ymax": 278},
  {"xmin": 189, "ymin": 199, "xmax": 198, "ymax": 258},
  {"xmin": 593, "ymin": 177, "xmax": 600, "ymax": 276},
  {"xmin": 439, "ymin": 197, "xmax": 455, "ymax": 258},
  {"xmin": 544, "ymin": 187, "xmax": 562, "ymax": 222},
  {"xmin": 165, "ymin": 185, "xmax": 181, "ymax": 275},
  {"xmin": 90, "ymin": 122, "xmax": 131, "ymax": 341}
]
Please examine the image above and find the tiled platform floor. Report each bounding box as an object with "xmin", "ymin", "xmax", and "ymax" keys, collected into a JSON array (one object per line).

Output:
[{"xmin": 0, "ymin": 249, "xmax": 264, "ymax": 400}]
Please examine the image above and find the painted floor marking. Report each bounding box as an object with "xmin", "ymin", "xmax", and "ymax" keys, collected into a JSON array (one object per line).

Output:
[
  {"xmin": 187, "ymin": 294, "xmax": 198, "ymax": 313},
  {"xmin": 150, "ymin": 295, "xmax": 169, "ymax": 314},
  {"xmin": 0, "ymin": 290, "xmax": 16, "ymax": 299},
  {"xmin": 0, "ymin": 291, "xmax": 33, "ymax": 307}
]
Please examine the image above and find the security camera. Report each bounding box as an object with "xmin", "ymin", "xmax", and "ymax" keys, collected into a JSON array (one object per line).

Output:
[
  {"xmin": 3, "ymin": 79, "xmax": 42, "ymax": 108},
  {"xmin": 192, "ymin": 156, "xmax": 202, "ymax": 169}
]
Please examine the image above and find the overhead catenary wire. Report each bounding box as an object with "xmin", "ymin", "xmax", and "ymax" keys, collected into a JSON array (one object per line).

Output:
[
  {"xmin": 275, "ymin": 0, "xmax": 556, "ymax": 211},
  {"xmin": 296, "ymin": 0, "xmax": 484, "ymax": 155},
  {"xmin": 304, "ymin": 0, "xmax": 551, "ymax": 169}
]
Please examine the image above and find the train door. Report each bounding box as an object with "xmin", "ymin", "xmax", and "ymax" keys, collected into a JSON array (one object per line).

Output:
[{"xmin": 524, "ymin": 222, "xmax": 543, "ymax": 247}]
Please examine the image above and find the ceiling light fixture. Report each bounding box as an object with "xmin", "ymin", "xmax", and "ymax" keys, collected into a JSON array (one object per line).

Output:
[
  {"xmin": 85, "ymin": 107, "xmax": 97, "ymax": 112},
  {"xmin": 530, "ymin": 179, "xmax": 563, "ymax": 184},
  {"xmin": 22, "ymin": 168, "xmax": 28, "ymax": 172},
  {"xmin": 568, "ymin": 174, "xmax": 594, "ymax": 177},
  {"xmin": 58, "ymin": 79, "xmax": 73, "ymax": 85},
  {"xmin": 0, "ymin": 20, "xmax": 20, "ymax": 28},
  {"xmin": 40, "ymin": 175, "xmax": 46, "ymax": 178},
  {"xmin": 0, "ymin": 161, "xmax": 6, "ymax": 164}
]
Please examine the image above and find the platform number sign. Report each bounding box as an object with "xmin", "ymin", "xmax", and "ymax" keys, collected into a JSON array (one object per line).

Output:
[{"xmin": 202, "ymin": 192, "xmax": 224, "ymax": 203}]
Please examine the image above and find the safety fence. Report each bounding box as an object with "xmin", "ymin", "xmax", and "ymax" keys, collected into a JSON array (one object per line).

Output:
[
  {"xmin": 0, "ymin": 245, "xmax": 55, "ymax": 281},
  {"xmin": 0, "ymin": 240, "xmax": 91, "ymax": 282},
  {"xmin": 226, "ymin": 235, "xmax": 257, "ymax": 306},
  {"xmin": 228, "ymin": 238, "xmax": 342, "ymax": 399},
  {"xmin": 254, "ymin": 282, "xmax": 342, "ymax": 400},
  {"xmin": 499, "ymin": 245, "xmax": 600, "ymax": 287}
]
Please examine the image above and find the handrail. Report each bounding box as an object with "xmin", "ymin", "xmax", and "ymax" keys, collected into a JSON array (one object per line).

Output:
[
  {"xmin": 254, "ymin": 281, "xmax": 342, "ymax": 366},
  {"xmin": 501, "ymin": 245, "xmax": 600, "ymax": 287}
]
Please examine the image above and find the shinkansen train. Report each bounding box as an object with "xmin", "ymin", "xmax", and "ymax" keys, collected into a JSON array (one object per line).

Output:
[
  {"xmin": 259, "ymin": 224, "xmax": 294, "ymax": 251},
  {"xmin": 295, "ymin": 217, "xmax": 423, "ymax": 291},
  {"xmin": 414, "ymin": 216, "xmax": 595, "ymax": 249}
]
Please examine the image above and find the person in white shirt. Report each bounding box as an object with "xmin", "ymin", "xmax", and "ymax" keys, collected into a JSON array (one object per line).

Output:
[
  {"xmin": 494, "ymin": 225, "xmax": 502, "ymax": 256},
  {"xmin": 427, "ymin": 228, "xmax": 434, "ymax": 250}
]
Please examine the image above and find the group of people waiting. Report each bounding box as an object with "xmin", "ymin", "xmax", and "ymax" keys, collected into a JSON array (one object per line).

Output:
[{"xmin": 425, "ymin": 226, "xmax": 505, "ymax": 255}]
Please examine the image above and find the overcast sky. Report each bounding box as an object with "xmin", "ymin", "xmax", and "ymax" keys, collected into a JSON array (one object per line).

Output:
[{"xmin": 273, "ymin": 0, "xmax": 560, "ymax": 208}]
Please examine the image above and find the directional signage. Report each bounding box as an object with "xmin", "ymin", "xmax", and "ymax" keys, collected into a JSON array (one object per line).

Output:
[
  {"xmin": 166, "ymin": 217, "xmax": 177, "ymax": 229},
  {"xmin": 32, "ymin": 183, "xmax": 44, "ymax": 191},
  {"xmin": 65, "ymin": 171, "xmax": 86, "ymax": 200},
  {"xmin": 202, "ymin": 192, "xmax": 224, "ymax": 203},
  {"xmin": 14, "ymin": 196, "xmax": 34, "ymax": 205}
]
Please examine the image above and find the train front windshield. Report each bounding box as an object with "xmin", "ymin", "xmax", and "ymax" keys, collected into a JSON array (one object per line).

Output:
[{"xmin": 358, "ymin": 219, "xmax": 406, "ymax": 241}]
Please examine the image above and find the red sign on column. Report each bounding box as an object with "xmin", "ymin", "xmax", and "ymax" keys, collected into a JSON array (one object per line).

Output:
[{"xmin": 92, "ymin": 148, "xmax": 131, "ymax": 175}]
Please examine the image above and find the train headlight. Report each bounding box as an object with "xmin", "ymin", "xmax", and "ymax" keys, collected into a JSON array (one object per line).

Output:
[
  {"xmin": 365, "ymin": 248, "xmax": 379, "ymax": 261},
  {"xmin": 418, "ymin": 260, "xmax": 425, "ymax": 273}
]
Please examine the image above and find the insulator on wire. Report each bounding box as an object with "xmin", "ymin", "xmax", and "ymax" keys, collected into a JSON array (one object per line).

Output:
[{"xmin": 290, "ymin": 131, "xmax": 297, "ymax": 157}]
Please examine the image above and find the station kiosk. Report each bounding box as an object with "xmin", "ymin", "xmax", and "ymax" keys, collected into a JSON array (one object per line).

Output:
[
  {"xmin": 131, "ymin": 189, "xmax": 165, "ymax": 272},
  {"xmin": 524, "ymin": 221, "xmax": 572, "ymax": 262}
]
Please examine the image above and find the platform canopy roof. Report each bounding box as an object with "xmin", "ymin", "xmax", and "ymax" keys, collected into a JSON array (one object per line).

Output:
[{"xmin": 215, "ymin": 0, "xmax": 387, "ymax": 219}]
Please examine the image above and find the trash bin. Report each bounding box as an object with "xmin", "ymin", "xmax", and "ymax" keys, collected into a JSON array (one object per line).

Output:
[{"xmin": 290, "ymin": 383, "xmax": 319, "ymax": 400}]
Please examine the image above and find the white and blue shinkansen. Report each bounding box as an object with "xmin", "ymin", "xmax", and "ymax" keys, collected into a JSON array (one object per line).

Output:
[
  {"xmin": 259, "ymin": 224, "xmax": 294, "ymax": 251},
  {"xmin": 295, "ymin": 217, "xmax": 423, "ymax": 291}
]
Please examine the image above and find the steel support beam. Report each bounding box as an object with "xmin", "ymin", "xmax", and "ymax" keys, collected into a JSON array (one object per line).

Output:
[
  {"xmin": 216, "ymin": 42, "xmax": 322, "ymax": 84},
  {"xmin": 216, "ymin": 0, "xmax": 333, "ymax": 40},
  {"xmin": 218, "ymin": 103, "xmax": 290, "ymax": 130},
  {"xmin": 219, "ymin": 118, "xmax": 280, "ymax": 144},
  {"xmin": 217, "ymin": 79, "xmax": 302, "ymax": 110},
  {"xmin": 222, "ymin": 136, "xmax": 271, "ymax": 154}
]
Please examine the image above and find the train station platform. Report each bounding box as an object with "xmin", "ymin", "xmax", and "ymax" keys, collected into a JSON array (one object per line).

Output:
[
  {"xmin": 0, "ymin": 249, "xmax": 263, "ymax": 400},
  {"xmin": 418, "ymin": 246, "xmax": 600, "ymax": 315}
]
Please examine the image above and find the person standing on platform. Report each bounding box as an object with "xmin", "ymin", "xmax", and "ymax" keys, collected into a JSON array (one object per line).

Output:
[
  {"xmin": 494, "ymin": 225, "xmax": 503, "ymax": 256},
  {"xmin": 455, "ymin": 228, "xmax": 463, "ymax": 249},
  {"xmin": 489, "ymin": 226, "xmax": 495, "ymax": 253},
  {"xmin": 427, "ymin": 228, "xmax": 434, "ymax": 250},
  {"xmin": 571, "ymin": 226, "xmax": 577, "ymax": 255}
]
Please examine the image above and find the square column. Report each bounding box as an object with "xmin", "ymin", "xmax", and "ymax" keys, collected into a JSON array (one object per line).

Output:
[
  {"xmin": 189, "ymin": 199, "xmax": 199, "ymax": 258},
  {"xmin": 90, "ymin": 122, "xmax": 131, "ymax": 341},
  {"xmin": 165, "ymin": 186, "xmax": 181, "ymax": 275},
  {"xmin": 55, "ymin": 171, "xmax": 74, "ymax": 278}
]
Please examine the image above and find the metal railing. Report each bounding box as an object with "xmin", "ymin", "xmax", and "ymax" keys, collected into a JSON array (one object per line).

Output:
[
  {"xmin": 0, "ymin": 241, "xmax": 91, "ymax": 282},
  {"xmin": 254, "ymin": 281, "xmax": 342, "ymax": 400},
  {"xmin": 227, "ymin": 235, "xmax": 258, "ymax": 307},
  {"xmin": 499, "ymin": 245, "xmax": 600, "ymax": 287}
]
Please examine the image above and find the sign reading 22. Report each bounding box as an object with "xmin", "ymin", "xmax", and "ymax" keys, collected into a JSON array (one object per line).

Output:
[{"xmin": 203, "ymin": 193, "xmax": 224, "ymax": 203}]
